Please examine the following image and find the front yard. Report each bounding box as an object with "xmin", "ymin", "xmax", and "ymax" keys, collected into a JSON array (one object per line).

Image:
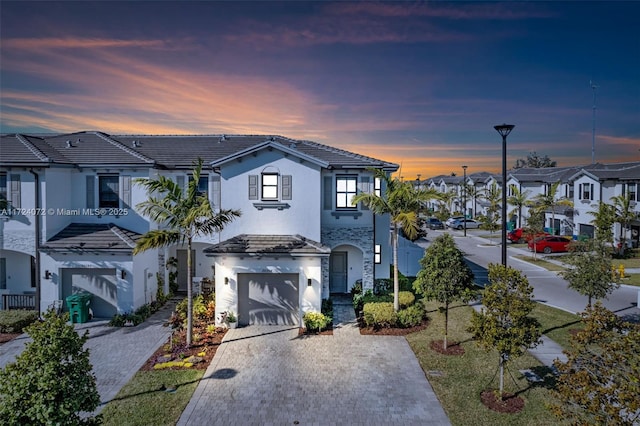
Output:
[{"xmin": 406, "ymin": 299, "xmax": 580, "ymax": 425}]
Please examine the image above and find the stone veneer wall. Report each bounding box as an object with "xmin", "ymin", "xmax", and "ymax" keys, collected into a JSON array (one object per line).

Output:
[{"xmin": 321, "ymin": 226, "xmax": 374, "ymax": 293}]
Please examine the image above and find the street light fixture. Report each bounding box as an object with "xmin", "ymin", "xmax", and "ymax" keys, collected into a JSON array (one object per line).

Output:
[
  {"xmin": 494, "ymin": 123, "xmax": 515, "ymax": 266},
  {"xmin": 462, "ymin": 165, "xmax": 468, "ymax": 237}
]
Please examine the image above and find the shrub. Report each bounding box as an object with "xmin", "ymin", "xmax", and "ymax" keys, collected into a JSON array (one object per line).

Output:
[
  {"xmin": 351, "ymin": 280, "xmax": 363, "ymax": 297},
  {"xmin": 397, "ymin": 303, "xmax": 426, "ymax": 328},
  {"xmin": 303, "ymin": 311, "xmax": 330, "ymax": 332},
  {"xmin": 398, "ymin": 291, "xmax": 415, "ymax": 309},
  {"xmin": 0, "ymin": 311, "xmax": 100, "ymax": 425},
  {"xmin": 175, "ymin": 294, "xmax": 210, "ymax": 324},
  {"xmin": 373, "ymin": 278, "xmax": 393, "ymax": 295},
  {"xmin": 363, "ymin": 302, "xmax": 397, "ymax": 329},
  {"xmin": 321, "ymin": 298, "xmax": 333, "ymax": 318},
  {"xmin": 0, "ymin": 310, "xmax": 39, "ymax": 333},
  {"xmin": 353, "ymin": 290, "xmax": 392, "ymax": 313}
]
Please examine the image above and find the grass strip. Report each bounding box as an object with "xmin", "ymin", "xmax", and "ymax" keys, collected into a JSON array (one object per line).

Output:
[
  {"xmin": 513, "ymin": 255, "xmax": 566, "ymax": 272},
  {"xmin": 407, "ymin": 300, "xmax": 567, "ymax": 426},
  {"xmin": 100, "ymin": 369, "xmax": 203, "ymax": 426}
]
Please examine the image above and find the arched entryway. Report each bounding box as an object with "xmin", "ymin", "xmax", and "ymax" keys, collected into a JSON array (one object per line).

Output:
[{"xmin": 329, "ymin": 244, "xmax": 363, "ymax": 294}]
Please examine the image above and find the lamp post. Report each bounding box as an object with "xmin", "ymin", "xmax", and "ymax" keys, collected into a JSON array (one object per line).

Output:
[
  {"xmin": 494, "ymin": 124, "xmax": 515, "ymax": 266},
  {"xmin": 462, "ymin": 165, "xmax": 468, "ymax": 236}
]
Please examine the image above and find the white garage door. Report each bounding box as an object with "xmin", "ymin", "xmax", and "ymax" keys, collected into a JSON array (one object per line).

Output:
[
  {"xmin": 237, "ymin": 273, "xmax": 299, "ymax": 326},
  {"xmin": 61, "ymin": 268, "xmax": 118, "ymax": 318}
]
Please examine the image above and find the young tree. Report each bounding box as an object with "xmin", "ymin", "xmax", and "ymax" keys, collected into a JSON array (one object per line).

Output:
[
  {"xmin": 353, "ymin": 169, "xmax": 440, "ymax": 312},
  {"xmin": 0, "ymin": 311, "xmax": 101, "ymax": 425},
  {"xmin": 134, "ymin": 158, "xmax": 241, "ymax": 345},
  {"xmin": 552, "ymin": 303, "xmax": 640, "ymax": 425},
  {"xmin": 611, "ymin": 193, "xmax": 635, "ymax": 256},
  {"xmin": 478, "ymin": 182, "xmax": 501, "ymax": 241},
  {"xmin": 529, "ymin": 181, "xmax": 573, "ymax": 235},
  {"xmin": 513, "ymin": 151, "xmax": 557, "ymax": 169},
  {"xmin": 588, "ymin": 201, "xmax": 616, "ymax": 251},
  {"xmin": 524, "ymin": 209, "xmax": 546, "ymax": 260},
  {"xmin": 468, "ymin": 264, "xmax": 541, "ymax": 397},
  {"xmin": 507, "ymin": 185, "xmax": 531, "ymax": 229},
  {"xmin": 413, "ymin": 234, "xmax": 475, "ymax": 349},
  {"xmin": 560, "ymin": 239, "xmax": 619, "ymax": 308}
]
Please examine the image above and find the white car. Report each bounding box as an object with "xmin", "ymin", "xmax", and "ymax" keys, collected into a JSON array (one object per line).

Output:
[
  {"xmin": 450, "ymin": 218, "xmax": 480, "ymax": 230},
  {"xmin": 445, "ymin": 216, "xmax": 465, "ymax": 228}
]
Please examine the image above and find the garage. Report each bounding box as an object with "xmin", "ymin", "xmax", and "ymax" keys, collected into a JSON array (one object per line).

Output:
[
  {"xmin": 61, "ymin": 268, "xmax": 118, "ymax": 319},
  {"xmin": 237, "ymin": 273, "xmax": 299, "ymax": 326}
]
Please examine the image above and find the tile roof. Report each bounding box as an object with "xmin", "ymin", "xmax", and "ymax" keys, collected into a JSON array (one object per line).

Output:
[
  {"xmin": 41, "ymin": 223, "xmax": 140, "ymax": 252},
  {"xmin": 204, "ymin": 234, "xmax": 331, "ymax": 256},
  {"xmin": 2, "ymin": 131, "xmax": 398, "ymax": 171}
]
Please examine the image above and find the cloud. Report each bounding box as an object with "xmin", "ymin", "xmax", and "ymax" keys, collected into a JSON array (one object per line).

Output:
[{"xmin": 2, "ymin": 37, "xmax": 168, "ymax": 50}]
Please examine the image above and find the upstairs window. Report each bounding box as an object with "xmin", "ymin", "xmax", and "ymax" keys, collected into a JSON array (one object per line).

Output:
[
  {"xmin": 189, "ymin": 175, "xmax": 209, "ymax": 198},
  {"xmin": 336, "ymin": 176, "xmax": 357, "ymax": 209},
  {"xmin": 374, "ymin": 177, "xmax": 381, "ymax": 197},
  {"xmin": 262, "ymin": 173, "xmax": 278, "ymax": 200},
  {"xmin": 99, "ymin": 175, "xmax": 119, "ymax": 208},
  {"xmin": 623, "ymin": 182, "xmax": 638, "ymax": 202},
  {"xmin": 579, "ymin": 183, "xmax": 594, "ymax": 201}
]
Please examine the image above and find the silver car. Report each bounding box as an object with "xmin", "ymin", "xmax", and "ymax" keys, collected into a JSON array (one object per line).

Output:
[{"xmin": 450, "ymin": 218, "xmax": 480, "ymax": 230}]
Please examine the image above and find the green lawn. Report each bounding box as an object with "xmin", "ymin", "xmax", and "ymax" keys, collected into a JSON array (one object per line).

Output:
[
  {"xmin": 406, "ymin": 300, "xmax": 571, "ymax": 426},
  {"xmin": 100, "ymin": 369, "xmax": 203, "ymax": 426},
  {"xmin": 513, "ymin": 255, "xmax": 566, "ymax": 272}
]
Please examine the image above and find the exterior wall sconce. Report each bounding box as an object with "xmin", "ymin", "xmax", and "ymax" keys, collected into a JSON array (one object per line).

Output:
[
  {"xmin": 307, "ymin": 278, "xmax": 312, "ymax": 286},
  {"xmin": 121, "ymin": 270, "xmax": 126, "ymax": 279},
  {"xmin": 44, "ymin": 270, "xmax": 52, "ymax": 279},
  {"xmin": 224, "ymin": 277, "xmax": 229, "ymax": 285}
]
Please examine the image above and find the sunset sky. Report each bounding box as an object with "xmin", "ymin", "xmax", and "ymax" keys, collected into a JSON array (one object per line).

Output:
[{"xmin": 1, "ymin": 1, "xmax": 639, "ymax": 178}]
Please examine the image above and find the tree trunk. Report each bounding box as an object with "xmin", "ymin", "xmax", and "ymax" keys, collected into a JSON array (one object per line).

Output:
[
  {"xmin": 186, "ymin": 237, "xmax": 193, "ymax": 346},
  {"xmin": 444, "ymin": 302, "xmax": 449, "ymax": 350},
  {"xmin": 393, "ymin": 224, "xmax": 399, "ymax": 312},
  {"xmin": 499, "ymin": 353, "xmax": 505, "ymax": 398}
]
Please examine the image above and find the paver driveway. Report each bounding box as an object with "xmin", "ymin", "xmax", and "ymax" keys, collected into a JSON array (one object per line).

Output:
[{"xmin": 179, "ymin": 310, "xmax": 450, "ymax": 425}]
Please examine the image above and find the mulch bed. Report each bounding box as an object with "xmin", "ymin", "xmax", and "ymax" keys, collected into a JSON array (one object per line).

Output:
[
  {"xmin": 0, "ymin": 333, "xmax": 21, "ymax": 344},
  {"xmin": 429, "ymin": 339, "xmax": 465, "ymax": 355},
  {"xmin": 140, "ymin": 326, "xmax": 227, "ymax": 371},
  {"xmin": 358, "ymin": 318, "xmax": 430, "ymax": 336},
  {"xmin": 480, "ymin": 390, "xmax": 525, "ymax": 413}
]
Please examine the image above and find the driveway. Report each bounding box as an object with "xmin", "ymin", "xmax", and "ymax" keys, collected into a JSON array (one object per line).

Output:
[{"xmin": 179, "ymin": 304, "xmax": 450, "ymax": 425}]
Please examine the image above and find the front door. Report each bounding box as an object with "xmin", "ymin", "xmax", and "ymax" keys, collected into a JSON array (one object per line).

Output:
[
  {"xmin": 329, "ymin": 251, "xmax": 348, "ymax": 294},
  {"xmin": 176, "ymin": 249, "xmax": 196, "ymax": 293}
]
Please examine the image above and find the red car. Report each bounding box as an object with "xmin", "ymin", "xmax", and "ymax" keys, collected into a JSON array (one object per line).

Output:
[
  {"xmin": 528, "ymin": 236, "xmax": 572, "ymax": 254},
  {"xmin": 507, "ymin": 228, "xmax": 549, "ymax": 244}
]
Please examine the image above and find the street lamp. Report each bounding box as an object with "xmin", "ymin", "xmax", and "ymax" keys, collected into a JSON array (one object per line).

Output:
[
  {"xmin": 462, "ymin": 165, "xmax": 468, "ymax": 237},
  {"xmin": 494, "ymin": 123, "xmax": 515, "ymax": 266}
]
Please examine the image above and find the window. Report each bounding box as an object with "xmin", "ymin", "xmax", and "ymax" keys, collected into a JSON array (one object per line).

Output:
[
  {"xmin": 374, "ymin": 245, "xmax": 381, "ymax": 264},
  {"xmin": 579, "ymin": 183, "xmax": 594, "ymax": 201},
  {"xmin": 0, "ymin": 258, "xmax": 6, "ymax": 290},
  {"xmin": 508, "ymin": 184, "xmax": 517, "ymax": 197},
  {"xmin": 189, "ymin": 175, "xmax": 209, "ymax": 198},
  {"xmin": 374, "ymin": 177, "xmax": 381, "ymax": 197},
  {"xmin": 262, "ymin": 174, "xmax": 278, "ymax": 200},
  {"xmin": 623, "ymin": 183, "xmax": 638, "ymax": 202},
  {"xmin": 0, "ymin": 174, "xmax": 6, "ymax": 208},
  {"xmin": 99, "ymin": 175, "xmax": 119, "ymax": 208},
  {"xmin": 336, "ymin": 176, "xmax": 357, "ymax": 208}
]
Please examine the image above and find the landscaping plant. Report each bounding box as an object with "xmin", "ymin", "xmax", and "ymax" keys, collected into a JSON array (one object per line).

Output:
[
  {"xmin": 0, "ymin": 310, "xmax": 101, "ymax": 425},
  {"xmin": 468, "ymin": 264, "xmax": 541, "ymax": 398},
  {"xmin": 551, "ymin": 302, "xmax": 640, "ymax": 425},
  {"xmin": 413, "ymin": 233, "xmax": 475, "ymax": 349}
]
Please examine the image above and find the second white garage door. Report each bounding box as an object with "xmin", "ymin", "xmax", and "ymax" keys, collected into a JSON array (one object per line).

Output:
[{"xmin": 237, "ymin": 273, "xmax": 299, "ymax": 326}]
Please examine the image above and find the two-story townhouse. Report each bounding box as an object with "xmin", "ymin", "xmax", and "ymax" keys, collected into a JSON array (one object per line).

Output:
[
  {"xmin": 569, "ymin": 162, "xmax": 640, "ymax": 247},
  {"xmin": 2, "ymin": 132, "xmax": 398, "ymax": 327},
  {"xmin": 463, "ymin": 172, "xmax": 493, "ymax": 218}
]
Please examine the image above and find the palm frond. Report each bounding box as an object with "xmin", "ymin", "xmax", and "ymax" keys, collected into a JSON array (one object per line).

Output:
[{"xmin": 133, "ymin": 230, "xmax": 182, "ymax": 254}]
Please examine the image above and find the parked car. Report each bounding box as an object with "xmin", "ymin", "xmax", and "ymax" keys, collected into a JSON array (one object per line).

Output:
[
  {"xmin": 507, "ymin": 228, "xmax": 550, "ymax": 244},
  {"xmin": 445, "ymin": 216, "xmax": 465, "ymax": 228},
  {"xmin": 528, "ymin": 236, "xmax": 572, "ymax": 254},
  {"xmin": 449, "ymin": 218, "xmax": 480, "ymax": 230},
  {"xmin": 425, "ymin": 217, "xmax": 445, "ymax": 230}
]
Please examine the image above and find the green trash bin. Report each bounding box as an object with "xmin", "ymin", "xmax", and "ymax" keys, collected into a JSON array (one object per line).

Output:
[{"xmin": 66, "ymin": 292, "xmax": 92, "ymax": 324}]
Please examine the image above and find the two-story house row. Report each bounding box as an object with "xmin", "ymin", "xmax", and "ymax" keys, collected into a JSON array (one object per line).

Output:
[{"xmin": 0, "ymin": 131, "xmax": 398, "ymax": 327}]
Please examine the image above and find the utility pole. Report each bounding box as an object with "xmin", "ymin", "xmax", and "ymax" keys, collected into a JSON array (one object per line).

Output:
[{"xmin": 590, "ymin": 80, "xmax": 599, "ymax": 164}]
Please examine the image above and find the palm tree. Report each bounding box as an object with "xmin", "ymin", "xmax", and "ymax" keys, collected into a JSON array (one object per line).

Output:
[
  {"xmin": 353, "ymin": 169, "xmax": 440, "ymax": 312},
  {"xmin": 507, "ymin": 185, "xmax": 531, "ymax": 229},
  {"xmin": 529, "ymin": 182, "xmax": 573, "ymax": 235},
  {"xmin": 438, "ymin": 189, "xmax": 458, "ymax": 217},
  {"xmin": 611, "ymin": 194, "xmax": 635, "ymax": 255},
  {"xmin": 466, "ymin": 185, "xmax": 485, "ymax": 218},
  {"xmin": 134, "ymin": 158, "xmax": 241, "ymax": 345}
]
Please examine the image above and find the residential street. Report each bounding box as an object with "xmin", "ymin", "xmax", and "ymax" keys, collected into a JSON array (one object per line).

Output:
[{"xmin": 419, "ymin": 229, "xmax": 640, "ymax": 322}]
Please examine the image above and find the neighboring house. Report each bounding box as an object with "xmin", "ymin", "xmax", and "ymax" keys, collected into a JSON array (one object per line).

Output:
[
  {"xmin": 1, "ymin": 131, "xmax": 398, "ymax": 327},
  {"xmin": 425, "ymin": 161, "xmax": 640, "ymax": 246}
]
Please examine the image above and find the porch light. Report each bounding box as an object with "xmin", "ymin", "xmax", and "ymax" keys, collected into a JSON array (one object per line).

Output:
[
  {"xmin": 44, "ymin": 270, "xmax": 52, "ymax": 279},
  {"xmin": 224, "ymin": 277, "xmax": 229, "ymax": 285},
  {"xmin": 307, "ymin": 278, "xmax": 312, "ymax": 287},
  {"xmin": 120, "ymin": 270, "xmax": 126, "ymax": 279}
]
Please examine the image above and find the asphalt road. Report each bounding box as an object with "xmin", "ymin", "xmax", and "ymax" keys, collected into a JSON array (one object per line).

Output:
[{"xmin": 419, "ymin": 229, "xmax": 640, "ymax": 322}]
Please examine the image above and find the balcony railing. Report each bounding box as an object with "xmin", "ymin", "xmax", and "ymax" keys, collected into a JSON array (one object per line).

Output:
[{"xmin": 2, "ymin": 294, "xmax": 36, "ymax": 310}]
